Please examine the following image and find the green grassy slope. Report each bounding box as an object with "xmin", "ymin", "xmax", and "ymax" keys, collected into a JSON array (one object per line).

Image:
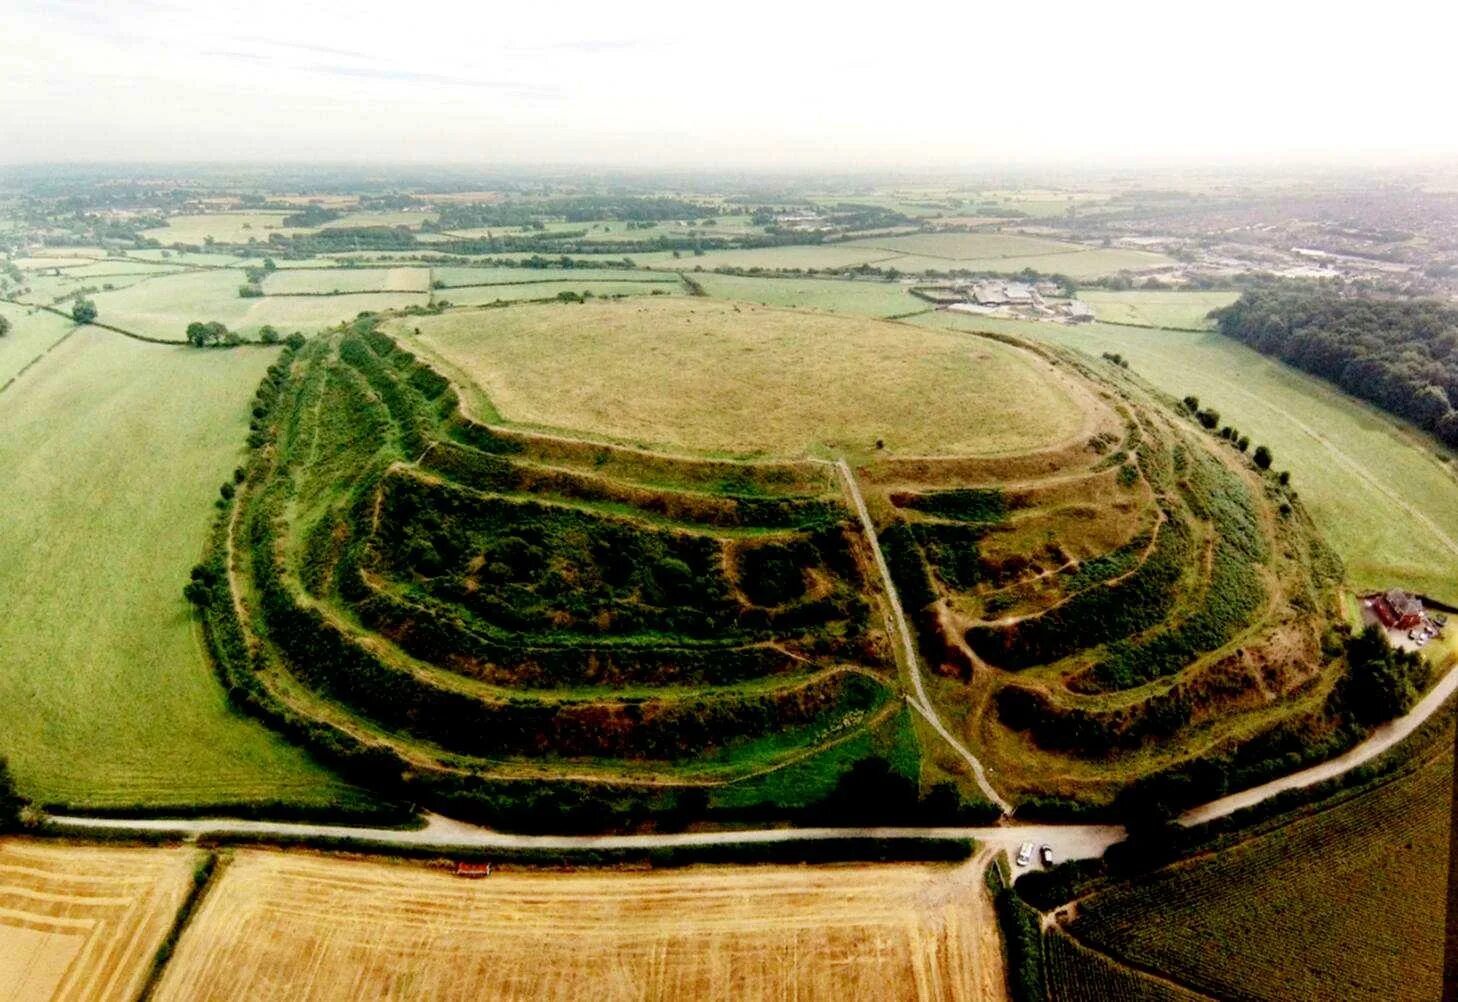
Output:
[
  {"xmin": 0, "ymin": 330, "xmax": 362, "ymax": 808},
  {"xmin": 920, "ymin": 312, "xmax": 1458, "ymax": 604}
]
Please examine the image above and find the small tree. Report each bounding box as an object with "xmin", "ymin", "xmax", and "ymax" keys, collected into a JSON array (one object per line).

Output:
[
  {"xmin": 0, "ymin": 757, "xmax": 27, "ymax": 831},
  {"xmin": 1253, "ymin": 445, "xmax": 1273, "ymax": 470},
  {"xmin": 1278, "ymin": 470, "xmax": 1291, "ymax": 486},
  {"xmin": 0, "ymin": 316, "xmax": 10, "ymax": 338},
  {"xmin": 71, "ymin": 299, "xmax": 98, "ymax": 325},
  {"xmin": 1237, "ymin": 435, "xmax": 1250, "ymax": 452},
  {"xmin": 1196, "ymin": 408, "xmax": 1220, "ymax": 430},
  {"xmin": 258, "ymin": 325, "xmax": 281, "ymax": 344},
  {"xmin": 1182, "ymin": 395, "xmax": 1200, "ymax": 413}
]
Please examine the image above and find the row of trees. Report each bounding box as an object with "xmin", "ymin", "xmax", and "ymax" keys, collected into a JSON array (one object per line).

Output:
[{"xmin": 1213, "ymin": 286, "xmax": 1458, "ymax": 445}]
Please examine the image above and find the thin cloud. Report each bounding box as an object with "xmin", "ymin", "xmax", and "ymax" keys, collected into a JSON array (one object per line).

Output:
[{"xmin": 302, "ymin": 64, "xmax": 562, "ymax": 99}]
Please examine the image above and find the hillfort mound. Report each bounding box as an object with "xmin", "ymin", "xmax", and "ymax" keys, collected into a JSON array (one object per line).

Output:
[{"xmin": 196, "ymin": 297, "xmax": 1350, "ymax": 828}]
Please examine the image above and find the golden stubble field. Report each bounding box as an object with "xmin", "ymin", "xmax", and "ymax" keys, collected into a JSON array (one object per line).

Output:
[
  {"xmin": 0, "ymin": 839, "xmax": 199, "ymax": 1002},
  {"xmin": 155, "ymin": 849, "xmax": 1007, "ymax": 1002}
]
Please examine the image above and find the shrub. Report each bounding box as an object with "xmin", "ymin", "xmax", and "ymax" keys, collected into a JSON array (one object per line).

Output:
[{"xmin": 1253, "ymin": 444, "xmax": 1273, "ymax": 469}]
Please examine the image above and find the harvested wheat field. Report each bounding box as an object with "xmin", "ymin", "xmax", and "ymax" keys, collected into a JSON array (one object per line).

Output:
[
  {"xmin": 0, "ymin": 839, "xmax": 199, "ymax": 1002},
  {"xmin": 155, "ymin": 849, "xmax": 1005, "ymax": 1002}
]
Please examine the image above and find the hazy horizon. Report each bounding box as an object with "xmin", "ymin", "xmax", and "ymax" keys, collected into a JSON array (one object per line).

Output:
[{"xmin": 6, "ymin": 0, "xmax": 1458, "ymax": 170}]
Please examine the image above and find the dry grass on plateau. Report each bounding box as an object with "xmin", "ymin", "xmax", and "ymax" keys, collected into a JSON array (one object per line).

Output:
[
  {"xmin": 0, "ymin": 839, "xmax": 199, "ymax": 1002},
  {"xmin": 155, "ymin": 850, "xmax": 1005, "ymax": 1002}
]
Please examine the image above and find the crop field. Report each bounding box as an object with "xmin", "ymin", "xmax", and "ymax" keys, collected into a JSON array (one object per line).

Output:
[
  {"xmin": 0, "ymin": 839, "xmax": 200, "ymax": 1002},
  {"xmin": 1077, "ymin": 290, "xmax": 1239, "ymax": 329},
  {"xmin": 141, "ymin": 212, "xmax": 294, "ymax": 245},
  {"xmin": 691, "ymin": 273, "xmax": 926, "ymax": 317},
  {"xmin": 842, "ymin": 233, "xmax": 1176, "ymax": 277},
  {"xmin": 1045, "ymin": 928, "xmax": 1209, "ymax": 1001},
  {"xmin": 154, "ymin": 850, "xmax": 1003, "ymax": 1002},
  {"xmin": 1071, "ymin": 752, "xmax": 1452, "ymax": 1000},
  {"xmin": 0, "ymin": 300, "xmax": 76, "ymax": 387},
  {"xmin": 402, "ymin": 297, "xmax": 1095, "ymax": 456},
  {"xmin": 0, "ymin": 329, "xmax": 358, "ymax": 806},
  {"xmin": 920, "ymin": 312, "xmax": 1458, "ymax": 603},
  {"xmin": 88, "ymin": 270, "xmax": 428, "ymax": 339},
  {"xmin": 262, "ymin": 266, "xmax": 430, "ymax": 294}
]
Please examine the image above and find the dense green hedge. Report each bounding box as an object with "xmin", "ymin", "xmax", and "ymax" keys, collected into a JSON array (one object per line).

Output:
[{"xmin": 966, "ymin": 509, "xmax": 1192, "ymax": 668}]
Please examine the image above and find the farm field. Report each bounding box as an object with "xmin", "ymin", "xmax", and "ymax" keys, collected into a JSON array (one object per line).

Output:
[
  {"xmin": 154, "ymin": 850, "xmax": 1003, "ymax": 1002},
  {"xmin": 318, "ymin": 209, "xmax": 438, "ymax": 229},
  {"xmin": 141, "ymin": 212, "xmax": 293, "ymax": 245},
  {"xmin": 402, "ymin": 297, "xmax": 1097, "ymax": 456},
  {"xmin": 691, "ymin": 272, "xmax": 926, "ymax": 317},
  {"xmin": 262, "ymin": 266, "xmax": 429, "ymax": 293},
  {"xmin": 0, "ymin": 329, "xmax": 360, "ymax": 807},
  {"xmin": 1070, "ymin": 751, "xmax": 1452, "ymax": 1001},
  {"xmin": 430, "ymin": 266, "xmax": 668, "ymax": 287},
  {"xmin": 437, "ymin": 279, "xmax": 682, "ymax": 306},
  {"xmin": 0, "ymin": 839, "xmax": 200, "ymax": 1002},
  {"xmin": 920, "ymin": 311, "xmax": 1458, "ymax": 604},
  {"xmin": 0, "ymin": 300, "xmax": 76, "ymax": 388},
  {"xmin": 1077, "ymin": 290, "xmax": 1239, "ymax": 329},
  {"xmin": 89, "ymin": 269, "xmax": 428, "ymax": 339},
  {"xmin": 842, "ymin": 232, "xmax": 1176, "ymax": 277}
]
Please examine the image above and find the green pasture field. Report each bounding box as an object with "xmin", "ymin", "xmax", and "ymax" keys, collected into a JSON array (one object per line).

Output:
[
  {"xmin": 128, "ymin": 249, "xmax": 261, "ymax": 268},
  {"xmin": 0, "ymin": 301, "xmax": 77, "ymax": 388},
  {"xmin": 881, "ymin": 249, "xmax": 1175, "ymax": 279},
  {"xmin": 318, "ymin": 210, "xmax": 438, "ymax": 229},
  {"xmin": 1079, "ymin": 290, "xmax": 1239, "ymax": 329},
  {"xmin": 398, "ymin": 297, "xmax": 1095, "ymax": 457},
  {"xmin": 0, "ymin": 329, "xmax": 360, "ymax": 807},
  {"xmin": 436, "ymin": 280, "xmax": 683, "ymax": 307},
  {"xmin": 262, "ymin": 267, "xmax": 429, "ymax": 294},
  {"xmin": 34, "ymin": 259, "xmax": 184, "ymax": 279},
  {"xmin": 843, "ymin": 231, "xmax": 1089, "ymax": 260},
  {"xmin": 637, "ymin": 245, "xmax": 898, "ymax": 272},
  {"xmin": 920, "ymin": 312, "xmax": 1458, "ymax": 604},
  {"xmin": 429, "ymin": 266, "xmax": 668, "ymax": 287},
  {"xmin": 141, "ymin": 212, "xmax": 295, "ymax": 245},
  {"xmin": 1072, "ymin": 751, "xmax": 1451, "ymax": 1000},
  {"xmin": 89, "ymin": 270, "xmax": 427, "ymax": 339},
  {"xmin": 690, "ymin": 272, "xmax": 925, "ymax": 317}
]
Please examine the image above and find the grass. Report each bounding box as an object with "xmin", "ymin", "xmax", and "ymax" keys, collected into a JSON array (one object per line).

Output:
[
  {"xmin": 0, "ymin": 329, "xmax": 361, "ymax": 807},
  {"xmin": 262, "ymin": 267, "xmax": 429, "ymax": 294},
  {"xmin": 1071, "ymin": 751, "xmax": 1452, "ymax": 1001},
  {"xmin": 920, "ymin": 311, "xmax": 1458, "ymax": 604},
  {"xmin": 1078, "ymin": 290, "xmax": 1239, "ymax": 329},
  {"xmin": 88, "ymin": 270, "xmax": 428, "ymax": 339},
  {"xmin": 0, "ymin": 300, "xmax": 76, "ymax": 388},
  {"xmin": 141, "ymin": 212, "xmax": 294, "ymax": 245},
  {"xmin": 690, "ymin": 272, "xmax": 925, "ymax": 317},
  {"xmin": 709, "ymin": 707, "xmax": 920, "ymax": 810},
  {"xmin": 437, "ymin": 280, "xmax": 683, "ymax": 306},
  {"xmin": 154, "ymin": 850, "xmax": 999, "ymax": 1001},
  {"xmin": 399, "ymin": 297, "xmax": 1096, "ymax": 457}
]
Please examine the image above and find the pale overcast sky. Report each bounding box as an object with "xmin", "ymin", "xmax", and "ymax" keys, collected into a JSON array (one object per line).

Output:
[{"xmin": 3, "ymin": 0, "xmax": 1455, "ymax": 168}]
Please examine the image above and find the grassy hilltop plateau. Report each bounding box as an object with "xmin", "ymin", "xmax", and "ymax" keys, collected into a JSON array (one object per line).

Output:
[{"xmin": 2, "ymin": 170, "xmax": 1457, "ymax": 1000}]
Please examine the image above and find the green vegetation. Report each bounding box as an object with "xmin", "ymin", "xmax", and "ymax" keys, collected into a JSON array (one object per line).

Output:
[
  {"xmin": 921, "ymin": 310, "xmax": 1458, "ymax": 603},
  {"xmin": 1073, "ymin": 751, "xmax": 1452, "ymax": 1001},
  {"xmin": 1045, "ymin": 928, "xmax": 1209, "ymax": 1001},
  {"xmin": 401, "ymin": 297, "xmax": 1094, "ymax": 457},
  {"xmin": 1080, "ymin": 289, "xmax": 1238, "ymax": 329},
  {"xmin": 0, "ymin": 329, "xmax": 362, "ymax": 808},
  {"xmin": 200, "ymin": 318, "xmax": 944, "ymax": 828}
]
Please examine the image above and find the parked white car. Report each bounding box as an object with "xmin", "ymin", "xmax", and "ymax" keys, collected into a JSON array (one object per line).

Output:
[{"xmin": 1016, "ymin": 842, "xmax": 1034, "ymax": 867}]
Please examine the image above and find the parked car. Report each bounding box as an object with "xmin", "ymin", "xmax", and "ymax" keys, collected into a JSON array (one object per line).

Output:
[
  {"xmin": 1039, "ymin": 845, "xmax": 1054, "ymax": 867},
  {"xmin": 1016, "ymin": 842, "xmax": 1034, "ymax": 867}
]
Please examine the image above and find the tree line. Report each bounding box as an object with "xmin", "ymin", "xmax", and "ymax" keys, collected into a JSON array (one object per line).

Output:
[{"xmin": 1212, "ymin": 285, "xmax": 1458, "ymax": 445}]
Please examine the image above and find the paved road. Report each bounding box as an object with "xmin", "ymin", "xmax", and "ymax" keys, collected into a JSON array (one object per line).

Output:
[
  {"xmin": 48, "ymin": 811, "xmax": 1125, "ymax": 871},
  {"xmin": 834, "ymin": 458, "xmax": 1012, "ymax": 813}
]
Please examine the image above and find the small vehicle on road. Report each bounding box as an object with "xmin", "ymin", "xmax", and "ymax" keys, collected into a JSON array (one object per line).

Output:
[
  {"xmin": 1016, "ymin": 842, "xmax": 1034, "ymax": 867},
  {"xmin": 1039, "ymin": 845, "xmax": 1055, "ymax": 867}
]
